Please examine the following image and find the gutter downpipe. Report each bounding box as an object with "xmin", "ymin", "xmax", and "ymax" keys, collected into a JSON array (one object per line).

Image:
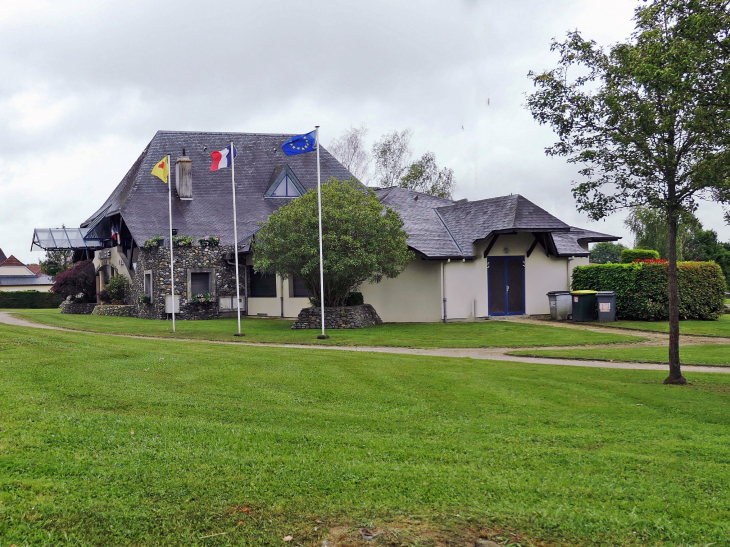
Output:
[
  {"xmin": 567, "ymin": 257, "xmax": 574, "ymax": 290},
  {"xmin": 442, "ymin": 259, "xmax": 450, "ymax": 323}
]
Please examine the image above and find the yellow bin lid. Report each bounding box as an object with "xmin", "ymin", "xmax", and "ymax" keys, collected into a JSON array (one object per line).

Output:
[{"xmin": 571, "ymin": 290, "xmax": 598, "ymax": 295}]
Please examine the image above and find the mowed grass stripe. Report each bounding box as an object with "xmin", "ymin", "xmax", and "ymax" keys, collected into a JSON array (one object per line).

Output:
[
  {"xmin": 1, "ymin": 324, "xmax": 729, "ymax": 546},
  {"xmin": 8, "ymin": 309, "xmax": 643, "ymax": 348}
]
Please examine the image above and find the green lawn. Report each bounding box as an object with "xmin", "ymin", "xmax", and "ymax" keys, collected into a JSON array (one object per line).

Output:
[
  {"xmin": 585, "ymin": 314, "xmax": 730, "ymax": 338},
  {"xmin": 7, "ymin": 309, "xmax": 644, "ymax": 348},
  {"xmin": 1, "ymin": 324, "xmax": 730, "ymax": 546},
  {"xmin": 509, "ymin": 344, "xmax": 730, "ymax": 367}
]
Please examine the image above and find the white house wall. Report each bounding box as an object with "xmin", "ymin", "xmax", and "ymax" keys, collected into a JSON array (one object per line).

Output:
[
  {"xmin": 0, "ymin": 284, "xmax": 53, "ymax": 293},
  {"xmin": 359, "ymin": 258, "xmax": 442, "ymax": 323}
]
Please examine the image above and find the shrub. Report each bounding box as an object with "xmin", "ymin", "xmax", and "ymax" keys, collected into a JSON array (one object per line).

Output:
[
  {"xmin": 143, "ymin": 234, "xmax": 165, "ymax": 248},
  {"xmin": 105, "ymin": 275, "xmax": 128, "ymax": 302},
  {"xmin": 620, "ymin": 249, "xmax": 660, "ymax": 263},
  {"xmin": 97, "ymin": 290, "xmax": 111, "ymax": 304},
  {"xmin": 51, "ymin": 260, "xmax": 95, "ymax": 302},
  {"xmin": 172, "ymin": 235, "xmax": 195, "ymax": 247},
  {"xmin": 345, "ymin": 292, "xmax": 364, "ymax": 306},
  {"xmin": 0, "ymin": 291, "xmax": 64, "ymax": 309},
  {"xmin": 572, "ymin": 261, "xmax": 726, "ymax": 320}
]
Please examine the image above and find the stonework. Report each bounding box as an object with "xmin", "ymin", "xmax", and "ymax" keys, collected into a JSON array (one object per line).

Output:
[
  {"xmin": 291, "ymin": 305, "xmax": 383, "ymax": 329},
  {"xmin": 131, "ymin": 244, "xmax": 243, "ymax": 321},
  {"xmin": 92, "ymin": 305, "xmax": 136, "ymax": 317},
  {"xmin": 60, "ymin": 301, "xmax": 97, "ymax": 314}
]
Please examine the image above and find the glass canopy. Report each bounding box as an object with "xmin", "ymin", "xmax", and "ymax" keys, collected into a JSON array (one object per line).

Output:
[{"xmin": 31, "ymin": 228, "xmax": 103, "ymax": 251}]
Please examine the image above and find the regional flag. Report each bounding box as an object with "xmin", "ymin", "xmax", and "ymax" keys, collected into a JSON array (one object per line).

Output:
[
  {"xmin": 151, "ymin": 157, "xmax": 169, "ymax": 183},
  {"xmin": 282, "ymin": 130, "xmax": 316, "ymax": 156},
  {"xmin": 210, "ymin": 144, "xmax": 237, "ymax": 171}
]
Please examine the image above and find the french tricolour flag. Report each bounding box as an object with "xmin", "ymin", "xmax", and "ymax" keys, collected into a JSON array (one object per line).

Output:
[{"xmin": 209, "ymin": 144, "xmax": 237, "ymax": 171}]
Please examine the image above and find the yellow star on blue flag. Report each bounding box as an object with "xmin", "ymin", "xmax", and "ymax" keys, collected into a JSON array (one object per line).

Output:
[{"xmin": 282, "ymin": 130, "xmax": 317, "ymax": 156}]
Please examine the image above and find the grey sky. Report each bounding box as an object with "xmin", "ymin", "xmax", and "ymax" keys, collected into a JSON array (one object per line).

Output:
[{"xmin": 1, "ymin": 0, "xmax": 727, "ymax": 264}]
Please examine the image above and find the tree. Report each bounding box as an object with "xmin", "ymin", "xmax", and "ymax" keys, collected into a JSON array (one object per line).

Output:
[
  {"xmin": 400, "ymin": 152, "xmax": 455, "ymax": 199},
  {"xmin": 253, "ymin": 178, "xmax": 413, "ymax": 307},
  {"xmin": 51, "ymin": 260, "xmax": 95, "ymax": 302},
  {"xmin": 40, "ymin": 249, "xmax": 73, "ymax": 277},
  {"xmin": 328, "ymin": 125, "xmax": 371, "ymax": 182},
  {"xmin": 624, "ymin": 206, "xmax": 703, "ymax": 260},
  {"xmin": 372, "ymin": 129, "xmax": 413, "ymax": 188},
  {"xmin": 589, "ymin": 241, "xmax": 627, "ymax": 263},
  {"xmin": 527, "ymin": 0, "xmax": 730, "ymax": 384}
]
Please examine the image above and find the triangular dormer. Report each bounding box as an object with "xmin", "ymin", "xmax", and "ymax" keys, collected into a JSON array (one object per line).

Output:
[{"xmin": 264, "ymin": 165, "xmax": 306, "ymax": 198}]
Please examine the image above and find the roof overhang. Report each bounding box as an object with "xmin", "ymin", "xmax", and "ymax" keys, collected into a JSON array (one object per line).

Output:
[{"xmin": 31, "ymin": 228, "xmax": 103, "ymax": 251}]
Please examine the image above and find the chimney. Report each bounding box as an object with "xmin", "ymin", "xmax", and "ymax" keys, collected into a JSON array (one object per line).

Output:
[{"xmin": 175, "ymin": 151, "xmax": 193, "ymax": 200}]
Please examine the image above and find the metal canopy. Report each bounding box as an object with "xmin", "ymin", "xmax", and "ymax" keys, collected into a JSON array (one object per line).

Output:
[{"xmin": 31, "ymin": 228, "xmax": 103, "ymax": 251}]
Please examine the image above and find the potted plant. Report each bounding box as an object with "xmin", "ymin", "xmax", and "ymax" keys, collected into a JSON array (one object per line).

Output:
[
  {"xmin": 190, "ymin": 292, "xmax": 215, "ymax": 304},
  {"xmin": 138, "ymin": 294, "xmax": 151, "ymax": 305},
  {"xmin": 198, "ymin": 235, "xmax": 221, "ymax": 247},
  {"xmin": 143, "ymin": 234, "xmax": 165, "ymax": 248},
  {"xmin": 172, "ymin": 235, "xmax": 195, "ymax": 247}
]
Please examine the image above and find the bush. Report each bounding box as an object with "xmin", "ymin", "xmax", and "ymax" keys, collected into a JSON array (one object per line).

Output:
[
  {"xmin": 0, "ymin": 291, "xmax": 64, "ymax": 309},
  {"xmin": 572, "ymin": 261, "xmax": 726, "ymax": 320},
  {"xmin": 105, "ymin": 275, "xmax": 128, "ymax": 302},
  {"xmin": 620, "ymin": 249, "xmax": 660, "ymax": 263},
  {"xmin": 97, "ymin": 290, "xmax": 111, "ymax": 304},
  {"xmin": 345, "ymin": 292, "xmax": 364, "ymax": 306},
  {"xmin": 51, "ymin": 260, "xmax": 95, "ymax": 302}
]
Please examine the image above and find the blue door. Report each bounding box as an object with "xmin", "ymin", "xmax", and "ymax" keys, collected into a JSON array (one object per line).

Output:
[{"xmin": 488, "ymin": 256, "xmax": 525, "ymax": 316}]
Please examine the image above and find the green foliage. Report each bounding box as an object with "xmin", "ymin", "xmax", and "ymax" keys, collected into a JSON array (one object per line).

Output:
[
  {"xmin": 190, "ymin": 292, "xmax": 214, "ymax": 304},
  {"xmin": 51, "ymin": 260, "xmax": 95, "ymax": 302},
  {"xmin": 620, "ymin": 248, "xmax": 660, "ymax": 263},
  {"xmin": 0, "ymin": 290, "xmax": 63, "ymax": 309},
  {"xmin": 345, "ymin": 291, "xmax": 364, "ymax": 306},
  {"xmin": 138, "ymin": 294, "xmax": 151, "ymax": 305},
  {"xmin": 198, "ymin": 235, "xmax": 220, "ymax": 246},
  {"xmin": 143, "ymin": 234, "xmax": 164, "ymax": 248},
  {"xmin": 171, "ymin": 235, "xmax": 194, "ymax": 247},
  {"xmin": 572, "ymin": 261, "xmax": 726, "ymax": 320},
  {"xmin": 39, "ymin": 249, "xmax": 73, "ymax": 277},
  {"xmin": 253, "ymin": 178, "xmax": 413, "ymax": 307},
  {"xmin": 399, "ymin": 152, "xmax": 455, "ymax": 198},
  {"xmin": 625, "ymin": 206, "xmax": 703, "ymax": 260},
  {"xmin": 104, "ymin": 274, "xmax": 128, "ymax": 302},
  {"xmin": 589, "ymin": 241, "xmax": 626, "ymax": 263}
]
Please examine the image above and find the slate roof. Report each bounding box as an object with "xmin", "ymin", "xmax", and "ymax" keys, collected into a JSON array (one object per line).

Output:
[
  {"xmin": 0, "ymin": 275, "xmax": 54, "ymax": 286},
  {"xmin": 82, "ymin": 131, "xmax": 355, "ymax": 246}
]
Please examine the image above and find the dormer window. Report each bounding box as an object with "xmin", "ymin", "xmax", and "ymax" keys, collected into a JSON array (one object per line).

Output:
[
  {"xmin": 271, "ymin": 175, "xmax": 302, "ymax": 198},
  {"xmin": 265, "ymin": 165, "xmax": 306, "ymax": 199}
]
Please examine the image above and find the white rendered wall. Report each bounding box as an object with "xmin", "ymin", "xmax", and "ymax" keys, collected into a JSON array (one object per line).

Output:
[
  {"xmin": 0, "ymin": 265, "xmax": 35, "ymax": 276},
  {"xmin": 360, "ymin": 258, "xmax": 442, "ymax": 323},
  {"xmin": 0, "ymin": 285, "xmax": 53, "ymax": 292}
]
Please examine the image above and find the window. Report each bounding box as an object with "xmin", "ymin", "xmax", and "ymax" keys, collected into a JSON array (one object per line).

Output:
[
  {"xmin": 144, "ymin": 272, "xmax": 152, "ymax": 297},
  {"xmin": 270, "ymin": 175, "xmax": 302, "ymax": 198},
  {"xmin": 248, "ymin": 266, "xmax": 277, "ymax": 297},
  {"xmin": 290, "ymin": 276, "xmax": 309, "ymax": 298},
  {"xmin": 191, "ymin": 272, "xmax": 211, "ymax": 294}
]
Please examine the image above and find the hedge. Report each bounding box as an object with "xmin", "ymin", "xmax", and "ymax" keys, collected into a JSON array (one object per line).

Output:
[
  {"xmin": 572, "ymin": 261, "xmax": 726, "ymax": 320},
  {"xmin": 0, "ymin": 290, "xmax": 64, "ymax": 309},
  {"xmin": 620, "ymin": 249, "xmax": 660, "ymax": 263}
]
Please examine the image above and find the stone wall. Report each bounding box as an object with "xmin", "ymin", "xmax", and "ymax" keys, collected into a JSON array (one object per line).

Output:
[
  {"xmin": 60, "ymin": 301, "xmax": 97, "ymax": 314},
  {"xmin": 91, "ymin": 305, "xmax": 137, "ymax": 317},
  {"xmin": 291, "ymin": 304, "xmax": 383, "ymax": 329},
  {"xmin": 131, "ymin": 244, "xmax": 242, "ymax": 320}
]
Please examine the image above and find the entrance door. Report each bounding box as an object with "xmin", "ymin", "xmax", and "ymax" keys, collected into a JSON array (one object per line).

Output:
[{"xmin": 488, "ymin": 256, "xmax": 525, "ymax": 315}]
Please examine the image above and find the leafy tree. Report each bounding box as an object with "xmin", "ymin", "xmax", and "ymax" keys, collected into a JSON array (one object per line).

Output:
[
  {"xmin": 692, "ymin": 229, "xmax": 730, "ymax": 284},
  {"xmin": 527, "ymin": 0, "xmax": 730, "ymax": 384},
  {"xmin": 372, "ymin": 129, "xmax": 413, "ymax": 188},
  {"xmin": 624, "ymin": 206, "xmax": 703, "ymax": 260},
  {"xmin": 105, "ymin": 275, "xmax": 129, "ymax": 302},
  {"xmin": 328, "ymin": 125, "xmax": 371, "ymax": 182},
  {"xmin": 40, "ymin": 249, "xmax": 73, "ymax": 277},
  {"xmin": 51, "ymin": 260, "xmax": 95, "ymax": 302},
  {"xmin": 400, "ymin": 152, "xmax": 455, "ymax": 199},
  {"xmin": 589, "ymin": 241, "xmax": 627, "ymax": 263},
  {"xmin": 253, "ymin": 178, "xmax": 413, "ymax": 307}
]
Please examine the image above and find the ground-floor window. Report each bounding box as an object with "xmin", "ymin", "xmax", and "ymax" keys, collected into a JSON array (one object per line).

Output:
[
  {"xmin": 248, "ymin": 266, "xmax": 276, "ymax": 297},
  {"xmin": 290, "ymin": 275, "xmax": 309, "ymax": 298},
  {"xmin": 187, "ymin": 268, "xmax": 216, "ymax": 299},
  {"xmin": 144, "ymin": 271, "xmax": 152, "ymax": 297}
]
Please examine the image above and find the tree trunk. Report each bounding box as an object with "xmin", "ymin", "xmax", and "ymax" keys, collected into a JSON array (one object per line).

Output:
[{"xmin": 664, "ymin": 207, "xmax": 686, "ymax": 385}]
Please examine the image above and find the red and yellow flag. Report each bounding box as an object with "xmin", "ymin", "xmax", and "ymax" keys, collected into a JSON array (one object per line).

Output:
[{"xmin": 151, "ymin": 156, "xmax": 169, "ymax": 183}]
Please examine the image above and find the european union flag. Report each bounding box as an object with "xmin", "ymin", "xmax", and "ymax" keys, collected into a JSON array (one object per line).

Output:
[{"xmin": 282, "ymin": 130, "xmax": 317, "ymax": 156}]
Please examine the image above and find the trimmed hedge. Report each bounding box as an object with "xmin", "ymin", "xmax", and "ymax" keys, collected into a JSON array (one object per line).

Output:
[
  {"xmin": 0, "ymin": 290, "xmax": 64, "ymax": 309},
  {"xmin": 620, "ymin": 249, "xmax": 660, "ymax": 263},
  {"xmin": 572, "ymin": 261, "xmax": 726, "ymax": 320}
]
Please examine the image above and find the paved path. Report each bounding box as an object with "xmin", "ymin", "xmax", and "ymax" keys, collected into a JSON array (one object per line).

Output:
[{"xmin": 2, "ymin": 311, "xmax": 729, "ymax": 374}]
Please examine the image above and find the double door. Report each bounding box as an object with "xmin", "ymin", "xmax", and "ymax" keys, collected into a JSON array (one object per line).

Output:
[{"xmin": 488, "ymin": 256, "xmax": 525, "ymax": 315}]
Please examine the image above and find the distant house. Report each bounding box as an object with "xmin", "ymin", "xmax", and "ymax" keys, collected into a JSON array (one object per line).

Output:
[
  {"xmin": 0, "ymin": 255, "xmax": 54, "ymax": 292},
  {"xmin": 32, "ymin": 130, "xmax": 619, "ymax": 321}
]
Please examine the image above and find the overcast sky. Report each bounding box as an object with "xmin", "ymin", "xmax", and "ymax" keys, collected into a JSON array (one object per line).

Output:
[{"xmin": 1, "ymin": 0, "xmax": 728, "ymax": 264}]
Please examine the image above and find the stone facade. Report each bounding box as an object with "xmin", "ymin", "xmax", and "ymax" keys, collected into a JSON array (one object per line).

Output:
[
  {"xmin": 291, "ymin": 304, "xmax": 383, "ymax": 329},
  {"xmin": 60, "ymin": 301, "xmax": 97, "ymax": 314},
  {"xmin": 131, "ymin": 244, "xmax": 242, "ymax": 320},
  {"xmin": 91, "ymin": 305, "xmax": 136, "ymax": 317}
]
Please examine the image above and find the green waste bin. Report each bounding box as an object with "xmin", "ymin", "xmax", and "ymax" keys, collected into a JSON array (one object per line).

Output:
[
  {"xmin": 571, "ymin": 290, "xmax": 597, "ymax": 322},
  {"xmin": 596, "ymin": 291, "xmax": 617, "ymax": 322}
]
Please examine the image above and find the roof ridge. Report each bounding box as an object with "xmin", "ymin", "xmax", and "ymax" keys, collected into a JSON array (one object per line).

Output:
[
  {"xmin": 510, "ymin": 194, "xmax": 521, "ymax": 228},
  {"xmin": 434, "ymin": 209, "xmax": 466, "ymax": 256}
]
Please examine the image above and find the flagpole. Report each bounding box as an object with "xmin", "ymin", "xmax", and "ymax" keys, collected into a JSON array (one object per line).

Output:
[
  {"xmin": 167, "ymin": 154, "xmax": 176, "ymax": 332},
  {"xmin": 231, "ymin": 141, "xmax": 243, "ymax": 336},
  {"xmin": 315, "ymin": 126, "xmax": 328, "ymax": 339}
]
